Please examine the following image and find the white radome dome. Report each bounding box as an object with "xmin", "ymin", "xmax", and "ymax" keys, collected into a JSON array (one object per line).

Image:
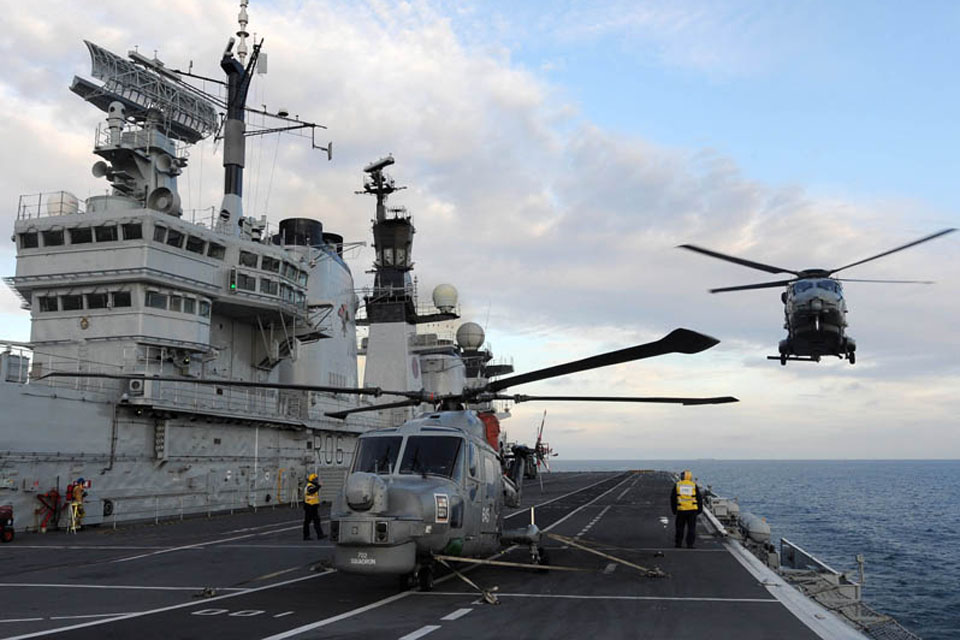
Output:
[
  {"xmin": 432, "ymin": 283, "xmax": 458, "ymax": 312},
  {"xmin": 456, "ymin": 322, "xmax": 485, "ymax": 350}
]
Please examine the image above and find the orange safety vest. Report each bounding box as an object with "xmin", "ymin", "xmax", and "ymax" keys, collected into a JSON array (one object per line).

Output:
[{"xmin": 675, "ymin": 479, "xmax": 697, "ymax": 512}]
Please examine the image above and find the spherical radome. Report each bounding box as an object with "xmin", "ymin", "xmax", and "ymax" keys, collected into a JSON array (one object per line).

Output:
[
  {"xmin": 456, "ymin": 322, "xmax": 485, "ymax": 349},
  {"xmin": 432, "ymin": 284, "xmax": 458, "ymax": 312}
]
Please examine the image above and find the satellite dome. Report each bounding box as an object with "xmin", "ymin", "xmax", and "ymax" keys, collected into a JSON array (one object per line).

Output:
[
  {"xmin": 432, "ymin": 284, "xmax": 458, "ymax": 313},
  {"xmin": 456, "ymin": 322, "xmax": 485, "ymax": 350}
]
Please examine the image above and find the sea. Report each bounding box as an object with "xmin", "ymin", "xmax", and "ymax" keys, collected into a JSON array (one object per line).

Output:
[{"xmin": 551, "ymin": 459, "xmax": 960, "ymax": 640}]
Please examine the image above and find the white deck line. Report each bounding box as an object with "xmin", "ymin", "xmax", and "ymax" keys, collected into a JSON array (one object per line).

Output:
[
  {"xmin": 0, "ymin": 570, "xmax": 335, "ymax": 640},
  {"xmin": 0, "ymin": 583, "xmax": 245, "ymax": 592},
  {"xmin": 723, "ymin": 535, "xmax": 869, "ymax": 640},
  {"xmin": 439, "ymin": 608, "xmax": 473, "ymax": 621},
  {"xmin": 110, "ymin": 524, "xmax": 300, "ymax": 563},
  {"xmin": 397, "ymin": 625, "xmax": 441, "ymax": 640},
  {"xmin": 414, "ymin": 591, "xmax": 779, "ymax": 603}
]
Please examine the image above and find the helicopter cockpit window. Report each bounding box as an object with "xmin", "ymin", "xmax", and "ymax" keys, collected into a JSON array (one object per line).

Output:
[
  {"xmin": 817, "ymin": 280, "xmax": 839, "ymax": 293},
  {"xmin": 399, "ymin": 436, "xmax": 462, "ymax": 479},
  {"xmin": 352, "ymin": 436, "xmax": 402, "ymax": 475},
  {"xmin": 467, "ymin": 443, "xmax": 478, "ymax": 478},
  {"xmin": 792, "ymin": 281, "xmax": 814, "ymax": 295}
]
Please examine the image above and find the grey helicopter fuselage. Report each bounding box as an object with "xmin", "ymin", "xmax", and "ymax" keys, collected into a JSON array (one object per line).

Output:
[
  {"xmin": 778, "ymin": 270, "xmax": 855, "ymax": 362},
  {"xmin": 331, "ymin": 410, "xmax": 523, "ymax": 576}
]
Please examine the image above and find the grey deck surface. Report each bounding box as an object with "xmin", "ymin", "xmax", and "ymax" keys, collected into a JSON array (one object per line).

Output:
[{"xmin": 0, "ymin": 471, "xmax": 821, "ymax": 639}]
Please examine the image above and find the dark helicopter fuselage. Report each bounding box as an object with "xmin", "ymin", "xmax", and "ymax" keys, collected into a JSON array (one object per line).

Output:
[
  {"xmin": 778, "ymin": 273, "xmax": 854, "ymax": 363},
  {"xmin": 331, "ymin": 410, "xmax": 519, "ymax": 576}
]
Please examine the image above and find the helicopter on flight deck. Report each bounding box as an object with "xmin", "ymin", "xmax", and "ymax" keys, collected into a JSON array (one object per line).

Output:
[
  {"xmin": 678, "ymin": 228, "xmax": 955, "ymax": 365},
  {"xmin": 320, "ymin": 327, "xmax": 736, "ymax": 590}
]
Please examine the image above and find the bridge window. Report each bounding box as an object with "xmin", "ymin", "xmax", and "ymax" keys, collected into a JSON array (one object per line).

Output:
[
  {"xmin": 86, "ymin": 293, "xmax": 108, "ymax": 309},
  {"xmin": 185, "ymin": 236, "xmax": 205, "ymax": 254},
  {"xmin": 352, "ymin": 436, "xmax": 403, "ymax": 475},
  {"xmin": 261, "ymin": 256, "xmax": 280, "ymax": 273},
  {"xmin": 69, "ymin": 227, "xmax": 92, "ymax": 244},
  {"xmin": 260, "ymin": 278, "xmax": 278, "ymax": 295},
  {"xmin": 145, "ymin": 291, "xmax": 168, "ymax": 310},
  {"xmin": 169, "ymin": 295, "xmax": 182, "ymax": 312},
  {"xmin": 237, "ymin": 273, "xmax": 256, "ymax": 292},
  {"xmin": 37, "ymin": 296, "xmax": 58, "ymax": 312},
  {"xmin": 112, "ymin": 291, "xmax": 132, "ymax": 308},
  {"xmin": 183, "ymin": 298, "xmax": 196, "ymax": 314},
  {"xmin": 166, "ymin": 229, "xmax": 184, "ymax": 249},
  {"xmin": 207, "ymin": 243, "xmax": 225, "ymax": 260},
  {"xmin": 153, "ymin": 226, "xmax": 167, "ymax": 243},
  {"xmin": 399, "ymin": 436, "xmax": 462, "ymax": 479},
  {"xmin": 239, "ymin": 251, "xmax": 259, "ymax": 268},
  {"xmin": 42, "ymin": 229, "xmax": 64, "ymax": 246},
  {"xmin": 61, "ymin": 294, "xmax": 83, "ymax": 311},
  {"xmin": 19, "ymin": 232, "xmax": 38, "ymax": 249},
  {"xmin": 199, "ymin": 300, "xmax": 211, "ymax": 317},
  {"xmin": 95, "ymin": 225, "xmax": 118, "ymax": 242},
  {"xmin": 122, "ymin": 223, "xmax": 142, "ymax": 240}
]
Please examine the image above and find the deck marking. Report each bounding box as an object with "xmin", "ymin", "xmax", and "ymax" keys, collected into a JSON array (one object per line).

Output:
[
  {"xmin": 0, "ymin": 619, "xmax": 44, "ymax": 624},
  {"xmin": 576, "ymin": 504, "xmax": 611, "ymax": 538},
  {"xmin": 1, "ymin": 545, "xmax": 165, "ymax": 550},
  {"xmin": 504, "ymin": 474, "xmax": 620, "ymax": 520},
  {"xmin": 603, "ymin": 563, "xmax": 617, "ymax": 574},
  {"xmin": 225, "ymin": 519, "xmax": 300, "ymax": 534},
  {"xmin": 398, "ymin": 625, "xmax": 442, "ymax": 640},
  {"xmin": 254, "ymin": 566, "xmax": 302, "ymax": 581},
  {"xmin": 616, "ymin": 487, "xmax": 631, "ymax": 501},
  {"xmin": 414, "ymin": 592, "xmax": 779, "ymax": 603},
  {"xmin": 273, "ymin": 611, "xmax": 295, "ymax": 618},
  {"xmin": 0, "ymin": 570, "xmax": 335, "ymax": 640},
  {"xmin": 544, "ymin": 475, "xmax": 632, "ymax": 533},
  {"xmin": 48, "ymin": 613, "xmax": 135, "ymax": 620},
  {"xmin": 260, "ymin": 591, "xmax": 414, "ymax": 640},
  {"xmin": 110, "ymin": 523, "xmax": 300, "ymax": 563},
  {"xmin": 0, "ymin": 583, "xmax": 245, "ymax": 592},
  {"xmin": 440, "ymin": 608, "xmax": 473, "ymax": 621}
]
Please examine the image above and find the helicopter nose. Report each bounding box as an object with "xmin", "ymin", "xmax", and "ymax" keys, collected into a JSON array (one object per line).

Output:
[
  {"xmin": 810, "ymin": 298, "xmax": 823, "ymax": 311},
  {"xmin": 345, "ymin": 472, "xmax": 387, "ymax": 512}
]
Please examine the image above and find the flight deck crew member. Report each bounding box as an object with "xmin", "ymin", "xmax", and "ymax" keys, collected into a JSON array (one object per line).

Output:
[
  {"xmin": 670, "ymin": 470, "xmax": 702, "ymax": 548},
  {"xmin": 303, "ymin": 473, "xmax": 325, "ymax": 540}
]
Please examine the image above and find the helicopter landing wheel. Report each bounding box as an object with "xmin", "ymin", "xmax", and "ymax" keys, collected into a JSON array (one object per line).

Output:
[
  {"xmin": 417, "ymin": 564, "xmax": 435, "ymax": 592},
  {"xmin": 399, "ymin": 571, "xmax": 416, "ymax": 590},
  {"xmin": 848, "ymin": 351, "xmax": 856, "ymax": 365},
  {"xmin": 534, "ymin": 546, "xmax": 550, "ymax": 573},
  {"xmin": 780, "ymin": 354, "xmax": 787, "ymax": 366}
]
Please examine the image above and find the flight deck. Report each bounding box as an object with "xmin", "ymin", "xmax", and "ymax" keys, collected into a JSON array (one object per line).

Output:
[{"xmin": 0, "ymin": 472, "xmax": 844, "ymax": 639}]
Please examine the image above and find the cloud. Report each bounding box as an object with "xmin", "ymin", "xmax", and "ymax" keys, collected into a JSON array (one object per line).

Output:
[{"xmin": 1, "ymin": 0, "xmax": 957, "ymax": 458}]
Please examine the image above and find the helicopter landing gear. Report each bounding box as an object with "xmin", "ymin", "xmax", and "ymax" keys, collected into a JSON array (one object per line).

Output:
[
  {"xmin": 848, "ymin": 350, "xmax": 856, "ymax": 365},
  {"xmin": 532, "ymin": 545, "xmax": 550, "ymax": 573},
  {"xmin": 417, "ymin": 563, "xmax": 435, "ymax": 592},
  {"xmin": 780, "ymin": 354, "xmax": 787, "ymax": 366}
]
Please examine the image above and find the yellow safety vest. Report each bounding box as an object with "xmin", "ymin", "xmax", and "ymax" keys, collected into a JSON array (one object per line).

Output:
[
  {"xmin": 304, "ymin": 481, "xmax": 320, "ymax": 506},
  {"xmin": 675, "ymin": 479, "xmax": 697, "ymax": 512}
]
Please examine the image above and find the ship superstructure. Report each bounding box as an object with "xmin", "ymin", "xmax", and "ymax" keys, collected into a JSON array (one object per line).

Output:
[
  {"xmin": 0, "ymin": 5, "xmax": 504, "ymax": 532},
  {"xmin": 0, "ymin": 7, "xmax": 368, "ymax": 527}
]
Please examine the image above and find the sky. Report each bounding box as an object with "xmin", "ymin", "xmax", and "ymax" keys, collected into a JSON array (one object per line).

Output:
[{"xmin": 1, "ymin": 0, "xmax": 957, "ymax": 459}]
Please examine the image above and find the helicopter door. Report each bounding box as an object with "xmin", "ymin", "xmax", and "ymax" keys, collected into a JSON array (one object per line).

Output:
[{"xmin": 480, "ymin": 453, "xmax": 501, "ymax": 535}]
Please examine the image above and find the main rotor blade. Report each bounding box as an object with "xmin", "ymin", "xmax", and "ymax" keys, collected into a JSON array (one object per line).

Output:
[
  {"xmin": 709, "ymin": 279, "xmax": 796, "ymax": 293},
  {"xmin": 837, "ymin": 278, "xmax": 935, "ymax": 284},
  {"xmin": 678, "ymin": 244, "xmax": 800, "ymax": 276},
  {"xmin": 830, "ymin": 228, "xmax": 956, "ymax": 275},
  {"xmin": 38, "ymin": 372, "xmax": 410, "ymax": 397},
  {"xmin": 499, "ymin": 394, "xmax": 739, "ymax": 405},
  {"xmin": 484, "ymin": 328, "xmax": 721, "ymax": 394},
  {"xmin": 326, "ymin": 398, "xmax": 425, "ymax": 420}
]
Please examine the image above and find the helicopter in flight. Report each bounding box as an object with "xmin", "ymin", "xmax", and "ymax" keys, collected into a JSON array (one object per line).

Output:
[
  {"xmin": 678, "ymin": 228, "xmax": 955, "ymax": 365},
  {"xmin": 319, "ymin": 327, "xmax": 736, "ymax": 589},
  {"xmin": 44, "ymin": 327, "xmax": 737, "ymax": 590}
]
